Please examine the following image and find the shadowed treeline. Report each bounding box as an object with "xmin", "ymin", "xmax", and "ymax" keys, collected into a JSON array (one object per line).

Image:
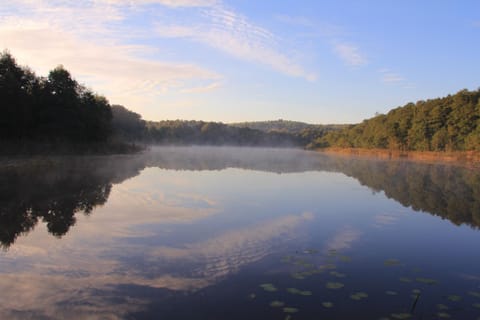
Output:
[{"xmin": 1, "ymin": 147, "xmax": 479, "ymax": 248}]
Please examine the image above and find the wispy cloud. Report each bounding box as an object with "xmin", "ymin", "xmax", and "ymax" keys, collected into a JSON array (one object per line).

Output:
[
  {"xmin": 156, "ymin": 6, "xmax": 316, "ymax": 81},
  {"xmin": 180, "ymin": 81, "xmax": 223, "ymax": 93},
  {"xmin": 105, "ymin": 0, "xmax": 219, "ymax": 7},
  {"xmin": 333, "ymin": 42, "xmax": 368, "ymax": 66},
  {"xmin": 0, "ymin": 0, "xmax": 223, "ymax": 111},
  {"xmin": 378, "ymin": 69, "xmax": 415, "ymax": 89}
]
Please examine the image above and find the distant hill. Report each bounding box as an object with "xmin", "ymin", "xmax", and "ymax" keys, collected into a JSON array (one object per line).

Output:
[
  {"xmin": 231, "ymin": 119, "xmax": 347, "ymax": 134},
  {"xmin": 313, "ymin": 89, "xmax": 480, "ymax": 151}
]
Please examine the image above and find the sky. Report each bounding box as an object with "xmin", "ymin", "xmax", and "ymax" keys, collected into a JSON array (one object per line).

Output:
[{"xmin": 1, "ymin": 0, "xmax": 479, "ymax": 124}]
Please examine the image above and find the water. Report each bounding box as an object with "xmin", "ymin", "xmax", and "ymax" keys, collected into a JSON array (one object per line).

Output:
[{"xmin": 1, "ymin": 146, "xmax": 480, "ymax": 319}]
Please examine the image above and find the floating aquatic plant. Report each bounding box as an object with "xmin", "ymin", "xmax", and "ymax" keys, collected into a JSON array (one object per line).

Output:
[
  {"xmin": 283, "ymin": 307, "xmax": 299, "ymax": 313},
  {"xmin": 411, "ymin": 289, "xmax": 421, "ymax": 294},
  {"xmin": 437, "ymin": 312, "xmax": 451, "ymax": 318},
  {"xmin": 321, "ymin": 302, "xmax": 333, "ymax": 308},
  {"xmin": 350, "ymin": 292, "xmax": 368, "ymax": 300},
  {"xmin": 386, "ymin": 290, "xmax": 398, "ymax": 295},
  {"xmin": 447, "ymin": 295, "xmax": 461, "ymax": 302},
  {"xmin": 259, "ymin": 283, "xmax": 277, "ymax": 292},
  {"xmin": 329, "ymin": 271, "xmax": 346, "ymax": 278},
  {"xmin": 473, "ymin": 303, "xmax": 480, "ymax": 309},
  {"xmin": 436, "ymin": 304, "xmax": 448, "ymax": 310},
  {"xmin": 390, "ymin": 312, "xmax": 412, "ymax": 319},
  {"xmin": 303, "ymin": 249, "xmax": 318, "ymax": 254},
  {"xmin": 286, "ymin": 288, "xmax": 312, "ymax": 296},
  {"xmin": 326, "ymin": 282, "xmax": 344, "ymax": 289},
  {"xmin": 339, "ymin": 255, "xmax": 351, "ymax": 262},
  {"xmin": 384, "ymin": 259, "xmax": 401, "ymax": 266},
  {"xmin": 291, "ymin": 272, "xmax": 305, "ymax": 280},
  {"xmin": 270, "ymin": 301, "xmax": 285, "ymax": 307},
  {"xmin": 248, "ymin": 293, "xmax": 256, "ymax": 299},
  {"xmin": 469, "ymin": 291, "xmax": 480, "ymax": 298},
  {"xmin": 399, "ymin": 277, "xmax": 412, "ymax": 283}
]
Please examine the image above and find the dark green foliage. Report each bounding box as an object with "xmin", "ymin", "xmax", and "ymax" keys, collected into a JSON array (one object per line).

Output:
[
  {"xmin": 315, "ymin": 89, "xmax": 480, "ymax": 151},
  {"xmin": 0, "ymin": 51, "xmax": 112, "ymax": 146},
  {"xmin": 145, "ymin": 120, "xmax": 303, "ymax": 146},
  {"xmin": 111, "ymin": 104, "xmax": 147, "ymax": 141}
]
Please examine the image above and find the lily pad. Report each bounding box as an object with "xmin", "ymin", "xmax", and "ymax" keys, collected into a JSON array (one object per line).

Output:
[
  {"xmin": 384, "ymin": 259, "xmax": 401, "ymax": 266},
  {"xmin": 303, "ymin": 249, "xmax": 318, "ymax": 254},
  {"xmin": 350, "ymin": 292, "xmax": 368, "ymax": 301},
  {"xmin": 469, "ymin": 291, "xmax": 480, "ymax": 298},
  {"xmin": 412, "ymin": 289, "xmax": 421, "ymax": 294},
  {"xmin": 260, "ymin": 283, "xmax": 277, "ymax": 292},
  {"xmin": 436, "ymin": 304, "xmax": 449, "ymax": 310},
  {"xmin": 339, "ymin": 255, "xmax": 352, "ymax": 262},
  {"xmin": 415, "ymin": 277, "xmax": 438, "ymax": 285},
  {"xmin": 270, "ymin": 301, "xmax": 285, "ymax": 307},
  {"xmin": 330, "ymin": 271, "xmax": 346, "ymax": 278},
  {"xmin": 473, "ymin": 303, "xmax": 480, "ymax": 309},
  {"xmin": 291, "ymin": 273, "xmax": 305, "ymax": 280},
  {"xmin": 390, "ymin": 313, "xmax": 412, "ymax": 319},
  {"xmin": 326, "ymin": 282, "xmax": 344, "ymax": 289},
  {"xmin": 283, "ymin": 307, "xmax": 299, "ymax": 313},
  {"xmin": 399, "ymin": 277, "xmax": 412, "ymax": 283},
  {"xmin": 385, "ymin": 290, "xmax": 398, "ymax": 295},
  {"xmin": 322, "ymin": 301, "xmax": 334, "ymax": 308},
  {"xmin": 447, "ymin": 295, "xmax": 461, "ymax": 302},
  {"xmin": 286, "ymin": 288, "xmax": 312, "ymax": 296},
  {"xmin": 437, "ymin": 312, "xmax": 451, "ymax": 318},
  {"xmin": 284, "ymin": 315, "xmax": 292, "ymax": 320}
]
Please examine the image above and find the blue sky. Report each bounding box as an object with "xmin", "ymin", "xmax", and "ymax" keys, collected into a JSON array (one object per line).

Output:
[{"xmin": 1, "ymin": 0, "xmax": 479, "ymax": 123}]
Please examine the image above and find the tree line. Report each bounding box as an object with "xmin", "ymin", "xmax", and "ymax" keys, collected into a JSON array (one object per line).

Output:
[
  {"xmin": 313, "ymin": 89, "xmax": 480, "ymax": 151},
  {"xmin": 0, "ymin": 51, "xmax": 112, "ymax": 144},
  {"xmin": 3, "ymin": 50, "xmax": 479, "ymax": 152}
]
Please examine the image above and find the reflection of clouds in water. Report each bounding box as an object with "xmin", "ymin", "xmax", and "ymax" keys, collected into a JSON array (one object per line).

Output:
[
  {"xmin": 0, "ymin": 212, "xmax": 314, "ymax": 319},
  {"xmin": 325, "ymin": 226, "xmax": 362, "ymax": 252},
  {"xmin": 373, "ymin": 214, "xmax": 399, "ymax": 228},
  {"xmin": 151, "ymin": 212, "xmax": 314, "ymax": 280}
]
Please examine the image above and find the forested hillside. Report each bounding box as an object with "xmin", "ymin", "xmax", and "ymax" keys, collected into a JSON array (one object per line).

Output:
[
  {"xmin": 0, "ymin": 51, "xmax": 112, "ymax": 144},
  {"xmin": 145, "ymin": 120, "xmax": 301, "ymax": 146},
  {"xmin": 314, "ymin": 89, "xmax": 480, "ymax": 151}
]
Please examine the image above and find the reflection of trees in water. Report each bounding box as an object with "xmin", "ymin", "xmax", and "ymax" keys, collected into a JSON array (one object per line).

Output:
[
  {"xmin": 1, "ymin": 147, "xmax": 479, "ymax": 248},
  {"xmin": 0, "ymin": 156, "xmax": 144, "ymax": 248},
  {"xmin": 143, "ymin": 147, "xmax": 480, "ymax": 229},
  {"xmin": 332, "ymin": 158, "xmax": 480, "ymax": 228}
]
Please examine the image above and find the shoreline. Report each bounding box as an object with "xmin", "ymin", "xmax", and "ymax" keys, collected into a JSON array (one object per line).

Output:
[{"xmin": 316, "ymin": 147, "xmax": 480, "ymax": 168}]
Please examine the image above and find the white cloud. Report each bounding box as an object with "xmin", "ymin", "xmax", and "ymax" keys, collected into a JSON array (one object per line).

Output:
[
  {"xmin": 0, "ymin": 1, "xmax": 224, "ymax": 111},
  {"xmin": 180, "ymin": 81, "xmax": 223, "ymax": 93},
  {"xmin": 103, "ymin": 0, "xmax": 218, "ymax": 7},
  {"xmin": 333, "ymin": 42, "xmax": 368, "ymax": 66},
  {"xmin": 378, "ymin": 68, "xmax": 409, "ymax": 85},
  {"xmin": 156, "ymin": 6, "xmax": 316, "ymax": 81}
]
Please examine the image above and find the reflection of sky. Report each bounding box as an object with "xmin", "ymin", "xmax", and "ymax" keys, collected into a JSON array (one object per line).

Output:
[
  {"xmin": 2, "ymin": 150, "xmax": 480, "ymax": 319},
  {"xmin": 0, "ymin": 166, "xmax": 345, "ymax": 319}
]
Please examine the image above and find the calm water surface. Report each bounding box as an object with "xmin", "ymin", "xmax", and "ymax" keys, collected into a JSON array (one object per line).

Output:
[{"xmin": 1, "ymin": 146, "xmax": 480, "ymax": 319}]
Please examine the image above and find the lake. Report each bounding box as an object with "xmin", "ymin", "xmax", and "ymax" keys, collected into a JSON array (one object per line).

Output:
[{"xmin": 1, "ymin": 146, "xmax": 480, "ymax": 320}]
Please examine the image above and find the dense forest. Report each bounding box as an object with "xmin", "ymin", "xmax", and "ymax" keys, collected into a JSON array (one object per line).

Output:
[
  {"xmin": 0, "ymin": 52, "xmax": 112, "ymax": 147},
  {"xmin": 2, "ymin": 50, "xmax": 479, "ymax": 153},
  {"xmin": 313, "ymin": 89, "xmax": 480, "ymax": 151}
]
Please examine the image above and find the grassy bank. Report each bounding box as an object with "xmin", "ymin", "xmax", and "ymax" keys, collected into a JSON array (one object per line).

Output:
[{"xmin": 316, "ymin": 147, "xmax": 480, "ymax": 167}]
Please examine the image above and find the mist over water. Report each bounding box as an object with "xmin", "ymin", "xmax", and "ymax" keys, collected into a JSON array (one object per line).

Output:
[{"xmin": 1, "ymin": 146, "xmax": 480, "ymax": 319}]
